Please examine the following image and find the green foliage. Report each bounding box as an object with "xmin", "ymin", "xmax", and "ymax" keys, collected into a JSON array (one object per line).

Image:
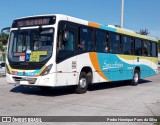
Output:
[
  {"xmin": 158, "ymin": 40, "xmax": 160, "ymax": 53},
  {"xmin": 0, "ymin": 43, "xmax": 5, "ymax": 61},
  {"xmin": 0, "ymin": 33, "xmax": 2, "ymax": 41},
  {"xmin": 0, "ymin": 52, "xmax": 5, "ymax": 61},
  {"xmin": 139, "ymin": 29, "xmax": 149, "ymax": 35},
  {"xmin": 1, "ymin": 32, "xmax": 9, "ymax": 45},
  {"xmin": 156, "ymin": 121, "xmax": 160, "ymax": 125},
  {"xmin": 0, "ymin": 34, "xmax": 5, "ymax": 61},
  {"xmin": 2, "ymin": 52, "xmax": 5, "ymax": 61},
  {"xmin": 0, "ymin": 43, "xmax": 5, "ymax": 52}
]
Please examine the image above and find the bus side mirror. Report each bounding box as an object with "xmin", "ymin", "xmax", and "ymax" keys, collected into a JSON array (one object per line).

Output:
[
  {"xmin": 63, "ymin": 31, "xmax": 69, "ymax": 42},
  {"xmin": 1, "ymin": 27, "xmax": 10, "ymax": 45}
]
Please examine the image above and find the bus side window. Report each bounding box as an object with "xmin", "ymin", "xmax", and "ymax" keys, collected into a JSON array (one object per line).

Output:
[
  {"xmin": 135, "ymin": 38, "xmax": 142, "ymax": 56},
  {"xmin": 110, "ymin": 33, "xmax": 121, "ymax": 54},
  {"xmin": 151, "ymin": 42, "xmax": 157, "ymax": 57},
  {"xmin": 131, "ymin": 38, "xmax": 134, "ymax": 54},
  {"xmin": 64, "ymin": 31, "xmax": 74, "ymax": 51},
  {"xmin": 106, "ymin": 33, "xmax": 109, "ymax": 52},
  {"xmin": 57, "ymin": 30, "xmax": 74, "ymax": 52},
  {"xmin": 96, "ymin": 30, "xmax": 108, "ymax": 52},
  {"xmin": 122, "ymin": 36, "xmax": 132, "ymax": 55},
  {"xmin": 143, "ymin": 41, "xmax": 151, "ymax": 56},
  {"xmin": 78, "ymin": 28, "xmax": 85, "ymax": 50},
  {"xmin": 79, "ymin": 27, "xmax": 94, "ymax": 51}
]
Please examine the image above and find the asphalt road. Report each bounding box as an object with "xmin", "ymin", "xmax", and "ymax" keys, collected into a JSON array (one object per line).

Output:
[{"xmin": 0, "ymin": 72, "xmax": 160, "ymax": 125}]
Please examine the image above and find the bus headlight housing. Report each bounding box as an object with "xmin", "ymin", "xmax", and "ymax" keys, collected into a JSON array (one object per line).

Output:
[{"xmin": 41, "ymin": 64, "xmax": 53, "ymax": 76}]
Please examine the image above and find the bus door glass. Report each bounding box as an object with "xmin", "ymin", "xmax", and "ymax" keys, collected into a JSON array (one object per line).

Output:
[{"xmin": 56, "ymin": 23, "xmax": 77, "ymax": 85}]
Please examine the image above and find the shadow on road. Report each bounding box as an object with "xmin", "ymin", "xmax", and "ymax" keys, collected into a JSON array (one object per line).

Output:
[
  {"xmin": 88, "ymin": 79, "xmax": 151, "ymax": 91},
  {"xmin": 140, "ymin": 79, "xmax": 152, "ymax": 84},
  {"xmin": 10, "ymin": 79, "xmax": 152, "ymax": 96},
  {"xmin": 10, "ymin": 85, "xmax": 75, "ymax": 97}
]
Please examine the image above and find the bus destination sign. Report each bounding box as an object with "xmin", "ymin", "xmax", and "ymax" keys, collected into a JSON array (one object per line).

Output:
[{"xmin": 12, "ymin": 16, "xmax": 56, "ymax": 28}]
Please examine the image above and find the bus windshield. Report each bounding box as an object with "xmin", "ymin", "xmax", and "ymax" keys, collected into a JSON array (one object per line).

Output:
[{"xmin": 8, "ymin": 28, "xmax": 54, "ymax": 63}]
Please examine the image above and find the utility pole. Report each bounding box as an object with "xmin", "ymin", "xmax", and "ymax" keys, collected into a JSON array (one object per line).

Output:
[{"xmin": 120, "ymin": 0, "xmax": 124, "ymax": 28}]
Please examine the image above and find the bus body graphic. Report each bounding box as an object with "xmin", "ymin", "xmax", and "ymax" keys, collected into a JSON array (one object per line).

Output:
[{"xmin": 89, "ymin": 52, "xmax": 157, "ymax": 81}]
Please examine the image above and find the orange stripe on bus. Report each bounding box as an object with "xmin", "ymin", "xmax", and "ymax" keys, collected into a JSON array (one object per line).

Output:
[
  {"xmin": 89, "ymin": 52, "xmax": 109, "ymax": 81},
  {"xmin": 88, "ymin": 22, "xmax": 100, "ymax": 28},
  {"xmin": 36, "ymin": 65, "xmax": 47, "ymax": 76}
]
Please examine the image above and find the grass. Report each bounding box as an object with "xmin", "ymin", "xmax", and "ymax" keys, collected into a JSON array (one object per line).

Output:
[
  {"xmin": 156, "ymin": 122, "xmax": 160, "ymax": 125},
  {"xmin": 155, "ymin": 119, "xmax": 160, "ymax": 125}
]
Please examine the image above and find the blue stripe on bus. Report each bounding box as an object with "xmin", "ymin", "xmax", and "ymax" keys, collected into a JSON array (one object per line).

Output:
[
  {"xmin": 18, "ymin": 69, "xmax": 42, "ymax": 76},
  {"xmin": 100, "ymin": 25, "xmax": 117, "ymax": 32}
]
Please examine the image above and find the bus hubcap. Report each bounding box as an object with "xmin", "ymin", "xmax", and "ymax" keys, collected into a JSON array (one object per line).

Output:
[
  {"xmin": 134, "ymin": 73, "xmax": 139, "ymax": 83},
  {"xmin": 79, "ymin": 78, "xmax": 87, "ymax": 88}
]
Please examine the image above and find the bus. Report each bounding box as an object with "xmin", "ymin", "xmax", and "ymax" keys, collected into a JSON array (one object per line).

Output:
[{"xmin": 3, "ymin": 14, "xmax": 158, "ymax": 94}]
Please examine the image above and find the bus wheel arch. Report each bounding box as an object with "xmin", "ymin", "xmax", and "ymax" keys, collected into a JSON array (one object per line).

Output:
[
  {"xmin": 75, "ymin": 67, "xmax": 93, "ymax": 94},
  {"xmin": 131, "ymin": 67, "xmax": 140, "ymax": 86},
  {"xmin": 80, "ymin": 67, "xmax": 93, "ymax": 84}
]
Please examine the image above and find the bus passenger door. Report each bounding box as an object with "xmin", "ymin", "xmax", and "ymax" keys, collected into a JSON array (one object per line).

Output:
[{"xmin": 56, "ymin": 22, "xmax": 78, "ymax": 86}]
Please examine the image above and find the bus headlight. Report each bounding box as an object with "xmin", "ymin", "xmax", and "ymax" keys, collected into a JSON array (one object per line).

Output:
[{"xmin": 41, "ymin": 64, "xmax": 53, "ymax": 76}]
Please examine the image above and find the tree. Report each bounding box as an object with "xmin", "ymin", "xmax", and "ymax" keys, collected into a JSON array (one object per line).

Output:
[
  {"xmin": 139, "ymin": 29, "xmax": 149, "ymax": 35},
  {"xmin": 0, "ymin": 43, "xmax": 4, "ymax": 52},
  {"xmin": 158, "ymin": 40, "xmax": 160, "ymax": 53},
  {"xmin": 0, "ymin": 33, "xmax": 2, "ymax": 42},
  {"xmin": 1, "ymin": 32, "xmax": 9, "ymax": 45},
  {"xmin": 0, "ymin": 43, "xmax": 5, "ymax": 61},
  {"xmin": 0, "ymin": 33, "xmax": 4, "ymax": 52},
  {"xmin": 0, "ymin": 33, "xmax": 6, "ymax": 61}
]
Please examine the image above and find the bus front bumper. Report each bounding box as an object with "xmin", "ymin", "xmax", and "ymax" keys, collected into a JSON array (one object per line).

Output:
[{"xmin": 6, "ymin": 73, "xmax": 56, "ymax": 87}]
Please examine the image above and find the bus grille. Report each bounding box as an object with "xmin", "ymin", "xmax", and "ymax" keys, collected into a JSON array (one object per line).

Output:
[{"xmin": 13, "ymin": 77, "xmax": 37, "ymax": 84}]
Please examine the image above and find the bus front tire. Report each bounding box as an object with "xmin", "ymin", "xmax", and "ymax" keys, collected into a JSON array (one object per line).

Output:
[
  {"xmin": 131, "ymin": 69, "xmax": 140, "ymax": 86},
  {"xmin": 75, "ymin": 72, "xmax": 88, "ymax": 94}
]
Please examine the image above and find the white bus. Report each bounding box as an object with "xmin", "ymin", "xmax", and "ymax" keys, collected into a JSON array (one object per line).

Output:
[{"xmin": 3, "ymin": 14, "xmax": 158, "ymax": 93}]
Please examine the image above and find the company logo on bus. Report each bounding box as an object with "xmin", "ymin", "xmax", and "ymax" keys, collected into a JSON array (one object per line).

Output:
[{"xmin": 102, "ymin": 60, "xmax": 123, "ymax": 71}]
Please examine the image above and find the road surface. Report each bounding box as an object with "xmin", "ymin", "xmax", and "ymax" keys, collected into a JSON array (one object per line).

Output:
[{"xmin": 0, "ymin": 72, "xmax": 160, "ymax": 125}]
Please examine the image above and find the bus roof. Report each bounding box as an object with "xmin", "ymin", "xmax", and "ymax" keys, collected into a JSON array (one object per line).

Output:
[{"xmin": 14, "ymin": 14, "xmax": 158, "ymax": 42}]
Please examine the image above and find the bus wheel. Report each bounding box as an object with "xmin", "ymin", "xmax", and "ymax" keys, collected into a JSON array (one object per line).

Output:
[
  {"xmin": 131, "ymin": 69, "xmax": 140, "ymax": 86},
  {"xmin": 75, "ymin": 72, "xmax": 88, "ymax": 94}
]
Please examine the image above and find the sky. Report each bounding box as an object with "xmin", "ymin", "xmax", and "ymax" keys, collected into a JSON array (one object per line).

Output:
[{"xmin": 0, "ymin": 0, "xmax": 159, "ymax": 39}]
